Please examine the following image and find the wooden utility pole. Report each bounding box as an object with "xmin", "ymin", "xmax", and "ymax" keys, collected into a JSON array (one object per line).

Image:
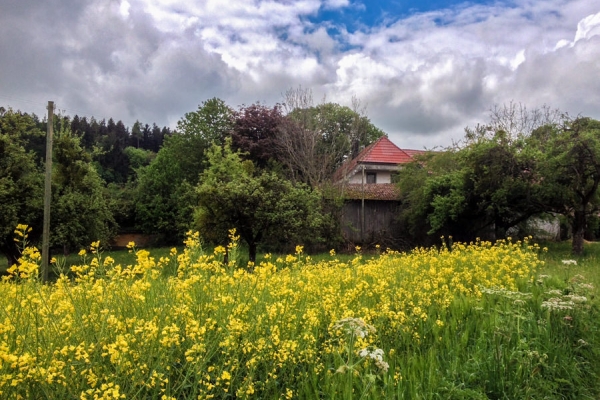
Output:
[
  {"xmin": 41, "ymin": 101, "xmax": 54, "ymax": 282},
  {"xmin": 361, "ymin": 164, "xmax": 365, "ymax": 244}
]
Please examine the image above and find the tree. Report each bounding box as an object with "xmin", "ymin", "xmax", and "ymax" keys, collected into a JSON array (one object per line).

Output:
[
  {"xmin": 51, "ymin": 124, "xmax": 116, "ymax": 253},
  {"xmin": 195, "ymin": 141, "xmax": 323, "ymax": 263},
  {"xmin": 176, "ymin": 98, "xmax": 233, "ymax": 146},
  {"xmin": 134, "ymin": 135, "xmax": 199, "ymax": 242},
  {"xmin": 535, "ymin": 117, "xmax": 600, "ymax": 254},
  {"xmin": 123, "ymin": 146, "xmax": 155, "ymax": 181},
  {"xmin": 398, "ymin": 104, "xmax": 557, "ymax": 245},
  {"xmin": 276, "ymin": 87, "xmax": 385, "ymax": 187},
  {"xmin": 0, "ymin": 108, "xmax": 44, "ymax": 265},
  {"xmin": 135, "ymin": 99, "xmax": 233, "ymax": 242},
  {"xmin": 485, "ymin": 101, "xmax": 562, "ymax": 142},
  {"xmin": 397, "ymin": 149, "xmax": 476, "ymax": 243},
  {"xmin": 463, "ymin": 129, "xmax": 544, "ymax": 238},
  {"xmin": 230, "ymin": 103, "xmax": 283, "ymax": 168},
  {"xmin": 0, "ymin": 109, "xmax": 117, "ymax": 262}
]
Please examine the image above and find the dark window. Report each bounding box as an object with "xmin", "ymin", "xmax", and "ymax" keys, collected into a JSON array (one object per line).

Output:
[{"xmin": 366, "ymin": 172, "xmax": 376, "ymax": 184}]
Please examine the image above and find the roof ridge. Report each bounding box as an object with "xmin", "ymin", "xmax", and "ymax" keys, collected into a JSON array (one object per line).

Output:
[
  {"xmin": 333, "ymin": 136, "xmax": 416, "ymax": 182},
  {"xmin": 354, "ymin": 136, "xmax": 382, "ymax": 162}
]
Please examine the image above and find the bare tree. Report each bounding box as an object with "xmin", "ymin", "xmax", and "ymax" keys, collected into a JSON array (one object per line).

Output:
[
  {"xmin": 281, "ymin": 85, "xmax": 314, "ymax": 113},
  {"xmin": 277, "ymin": 86, "xmax": 331, "ymax": 187},
  {"xmin": 464, "ymin": 101, "xmax": 563, "ymax": 145},
  {"xmin": 489, "ymin": 101, "xmax": 562, "ymax": 139},
  {"xmin": 276, "ymin": 86, "xmax": 384, "ymax": 187}
]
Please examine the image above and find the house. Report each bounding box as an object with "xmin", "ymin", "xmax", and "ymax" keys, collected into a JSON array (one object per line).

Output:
[{"xmin": 334, "ymin": 136, "xmax": 426, "ymax": 247}]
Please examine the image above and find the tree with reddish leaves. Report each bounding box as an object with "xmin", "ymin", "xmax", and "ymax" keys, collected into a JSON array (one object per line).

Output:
[{"xmin": 231, "ymin": 103, "xmax": 284, "ymax": 168}]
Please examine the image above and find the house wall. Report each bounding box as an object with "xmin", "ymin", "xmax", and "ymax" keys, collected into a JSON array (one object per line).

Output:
[
  {"xmin": 348, "ymin": 170, "xmax": 393, "ymax": 184},
  {"xmin": 341, "ymin": 200, "xmax": 401, "ymax": 245},
  {"xmin": 377, "ymin": 171, "xmax": 392, "ymax": 183},
  {"xmin": 349, "ymin": 174, "xmax": 363, "ymax": 184}
]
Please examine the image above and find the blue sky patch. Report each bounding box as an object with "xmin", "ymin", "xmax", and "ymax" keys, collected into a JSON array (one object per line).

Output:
[{"xmin": 308, "ymin": 0, "xmax": 497, "ymax": 32}]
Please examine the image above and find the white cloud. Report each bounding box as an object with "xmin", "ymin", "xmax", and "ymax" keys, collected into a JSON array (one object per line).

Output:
[
  {"xmin": 323, "ymin": 0, "xmax": 350, "ymax": 9},
  {"xmin": 555, "ymin": 11, "xmax": 600, "ymax": 49},
  {"xmin": 119, "ymin": 0, "xmax": 131, "ymax": 18},
  {"xmin": 574, "ymin": 12, "xmax": 600, "ymax": 42},
  {"xmin": 1, "ymin": 0, "xmax": 599, "ymax": 149}
]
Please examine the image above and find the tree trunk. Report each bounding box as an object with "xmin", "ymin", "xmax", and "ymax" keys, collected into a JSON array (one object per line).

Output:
[
  {"xmin": 6, "ymin": 252, "xmax": 19, "ymax": 269},
  {"xmin": 572, "ymin": 208, "xmax": 586, "ymax": 255},
  {"xmin": 248, "ymin": 241, "xmax": 257, "ymax": 265},
  {"xmin": 2, "ymin": 243, "xmax": 21, "ymax": 269}
]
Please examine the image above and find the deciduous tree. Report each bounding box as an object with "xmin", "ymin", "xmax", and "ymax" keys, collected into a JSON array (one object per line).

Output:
[
  {"xmin": 0, "ymin": 108, "xmax": 44, "ymax": 265},
  {"xmin": 535, "ymin": 117, "xmax": 600, "ymax": 254},
  {"xmin": 276, "ymin": 87, "xmax": 384, "ymax": 187},
  {"xmin": 51, "ymin": 125, "xmax": 116, "ymax": 254},
  {"xmin": 231, "ymin": 103, "xmax": 283, "ymax": 168},
  {"xmin": 135, "ymin": 99, "xmax": 233, "ymax": 243},
  {"xmin": 195, "ymin": 141, "xmax": 323, "ymax": 263},
  {"xmin": 398, "ymin": 104, "xmax": 556, "ymax": 244}
]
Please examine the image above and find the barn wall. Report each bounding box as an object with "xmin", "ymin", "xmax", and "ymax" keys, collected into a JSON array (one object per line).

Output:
[{"xmin": 341, "ymin": 200, "xmax": 401, "ymax": 245}]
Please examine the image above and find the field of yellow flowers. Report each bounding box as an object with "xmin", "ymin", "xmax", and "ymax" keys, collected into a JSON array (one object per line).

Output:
[{"xmin": 1, "ymin": 226, "xmax": 598, "ymax": 399}]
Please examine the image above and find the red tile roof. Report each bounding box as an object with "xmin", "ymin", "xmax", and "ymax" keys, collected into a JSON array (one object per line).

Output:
[
  {"xmin": 402, "ymin": 149, "xmax": 428, "ymax": 158},
  {"xmin": 359, "ymin": 136, "xmax": 414, "ymax": 164},
  {"xmin": 334, "ymin": 136, "xmax": 420, "ymax": 182},
  {"xmin": 342, "ymin": 183, "xmax": 400, "ymax": 201}
]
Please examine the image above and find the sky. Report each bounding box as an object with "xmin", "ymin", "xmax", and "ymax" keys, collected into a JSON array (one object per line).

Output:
[{"xmin": 1, "ymin": 0, "xmax": 599, "ymax": 149}]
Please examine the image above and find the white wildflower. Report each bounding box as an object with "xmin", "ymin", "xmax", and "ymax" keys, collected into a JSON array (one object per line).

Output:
[
  {"xmin": 577, "ymin": 283, "xmax": 595, "ymax": 291},
  {"xmin": 564, "ymin": 294, "xmax": 587, "ymax": 303},
  {"xmin": 570, "ymin": 274, "xmax": 585, "ymax": 283},
  {"xmin": 375, "ymin": 359, "xmax": 389, "ymax": 373},
  {"xmin": 541, "ymin": 297, "xmax": 575, "ymax": 311},
  {"xmin": 480, "ymin": 286, "xmax": 531, "ymax": 300},
  {"xmin": 358, "ymin": 347, "xmax": 388, "ymax": 373},
  {"xmin": 333, "ymin": 317, "xmax": 376, "ymax": 339}
]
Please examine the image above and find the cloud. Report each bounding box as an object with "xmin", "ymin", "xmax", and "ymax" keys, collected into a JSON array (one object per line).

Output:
[
  {"xmin": 555, "ymin": 11, "xmax": 600, "ymax": 48},
  {"xmin": 1, "ymin": 0, "xmax": 599, "ymax": 149}
]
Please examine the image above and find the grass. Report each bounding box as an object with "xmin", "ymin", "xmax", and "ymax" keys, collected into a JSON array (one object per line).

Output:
[
  {"xmin": 538, "ymin": 240, "xmax": 600, "ymax": 290},
  {"xmin": 0, "ymin": 235, "xmax": 599, "ymax": 398}
]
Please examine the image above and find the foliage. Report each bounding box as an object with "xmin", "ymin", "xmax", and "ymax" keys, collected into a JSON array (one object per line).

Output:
[
  {"xmin": 0, "ymin": 109, "xmax": 119, "ymax": 260},
  {"xmin": 398, "ymin": 109, "xmax": 600, "ymax": 250},
  {"xmin": 176, "ymin": 97, "xmax": 234, "ymax": 147},
  {"xmin": 135, "ymin": 139, "xmax": 199, "ymax": 242},
  {"xmin": 277, "ymin": 87, "xmax": 385, "ymax": 187},
  {"xmin": 398, "ymin": 149, "xmax": 480, "ymax": 243},
  {"xmin": 2, "ymin": 234, "xmax": 598, "ymax": 399},
  {"xmin": 533, "ymin": 117, "xmax": 600, "ymax": 254},
  {"xmin": 51, "ymin": 125, "xmax": 117, "ymax": 253},
  {"xmin": 195, "ymin": 141, "xmax": 323, "ymax": 262},
  {"xmin": 122, "ymin": 146, "xmax": 155, "ymax": 181},
  {"xmin": 0, "ymin": 108, "xmax": 44, "ymax": 264},
  {"xmin": 135, "ymin": 99, "xmax": 233, "ymax": 242},
  {"xmin": 69, "ymin": 115, "xmax": 171, "ymax": 184},
  {"xmin": 231, "ymin": 102, "xmax": 283, "ymax": 168}
]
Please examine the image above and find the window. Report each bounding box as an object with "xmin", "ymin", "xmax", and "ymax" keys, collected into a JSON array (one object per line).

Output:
[{"xmin": 366, "ymin": 172, "xmax": 376, "ymax": 184}]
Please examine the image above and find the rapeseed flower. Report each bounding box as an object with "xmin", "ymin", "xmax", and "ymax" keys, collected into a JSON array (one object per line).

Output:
[{"xmin": 0, "ymin": 234, "xmax": 548, "ymax": 398}]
